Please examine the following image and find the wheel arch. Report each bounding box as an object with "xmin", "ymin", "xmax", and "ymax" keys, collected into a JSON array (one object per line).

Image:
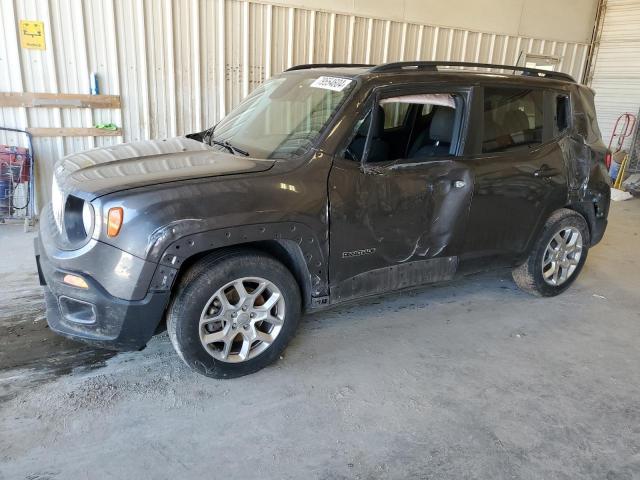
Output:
[
  {"xmin": 519, "ymin": 204, "xmax": 592, "ymax": 265},
  {"xmin": 512, "ymin": 205, "xmax": 591, "ymax": 297},
  {"xmin": 564, "ymin": 193, "xmax": 611, "ymax": 246},
  {"xmin": 155, "ymin": 223, "xmax": 329, "ymax": 312},
  {"xmin": 564, "ymin": 181, "xmax": 611, "ymax": 246},
  {"xmin": 565, "ymin": 201, "xmax": 595, "ymax": 236}
]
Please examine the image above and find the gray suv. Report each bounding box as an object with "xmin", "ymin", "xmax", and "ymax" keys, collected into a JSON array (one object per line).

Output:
[{"xmin": 35, "ymin": 62, "xmax": 611, "ymax": 378}]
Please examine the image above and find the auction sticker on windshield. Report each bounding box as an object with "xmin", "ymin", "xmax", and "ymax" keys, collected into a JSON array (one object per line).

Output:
[{"xmin": 310, "ymin": 76, "xmax": 352, "ymax": 92}]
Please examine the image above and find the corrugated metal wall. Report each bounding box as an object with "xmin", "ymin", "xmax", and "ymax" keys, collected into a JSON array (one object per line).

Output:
[
  {"xmin": 588, "ymin": 0, "xmax": 640, "ymax": 148},
  {"xmin": 0, "ymin": 0, "xmax": 590, "ymax": 208}
]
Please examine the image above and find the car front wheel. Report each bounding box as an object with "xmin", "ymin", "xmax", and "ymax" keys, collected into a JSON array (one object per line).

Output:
[
  {"xmin": 167, "ymin": 250, "xmax": 301, "ymax": 378},
  {"xmin": 512, "ymin": 208, "xmax": 590, "ymax": 297}
]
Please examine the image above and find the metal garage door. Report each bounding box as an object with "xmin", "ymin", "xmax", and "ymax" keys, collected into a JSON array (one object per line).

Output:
[{"xmin": 589, "ymin": 0, "xmax": 640, "ymax": 147}]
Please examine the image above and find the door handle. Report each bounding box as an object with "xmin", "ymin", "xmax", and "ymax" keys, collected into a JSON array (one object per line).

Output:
[
  {"xmin": 427, "ymin": 179, "xmax": 465, "ymax": 193},
  {"xmin": 533, "ymin": 164, "xmax": 556, "ymax": 178}
]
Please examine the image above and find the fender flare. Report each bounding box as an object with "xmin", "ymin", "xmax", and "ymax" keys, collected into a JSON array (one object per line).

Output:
[{"xmin": 150, "ymin": 222, "xmax": 329, "ymax": 303}]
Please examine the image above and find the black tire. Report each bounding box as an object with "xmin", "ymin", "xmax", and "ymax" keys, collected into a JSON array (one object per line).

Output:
[
  {"xmin": 512, "ymin": 209, "xmax": 590, "ymax": 297},
  {"xmin": 167, "ymin": 249, "xmax": 301, "ymax": 378}
]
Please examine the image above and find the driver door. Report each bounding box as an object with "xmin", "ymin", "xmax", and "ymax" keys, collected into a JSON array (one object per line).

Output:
[{"xmin": 328, "ymin": 87, "xmax": 475, "ymax": 303}]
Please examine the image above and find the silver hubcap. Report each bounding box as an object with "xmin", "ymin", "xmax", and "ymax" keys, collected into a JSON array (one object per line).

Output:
[
  {"xmin": 542, "ymin": 226, "xmax": 583, "ymax": 286},
  {"xmin": 199, "ymin": 277, "xmax": 285, "ymax": 363}
]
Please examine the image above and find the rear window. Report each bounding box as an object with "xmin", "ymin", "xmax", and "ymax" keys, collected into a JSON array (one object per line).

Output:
[{"xmin": 483, "ymin": 87, "xmax": 544, "ymax": 153}]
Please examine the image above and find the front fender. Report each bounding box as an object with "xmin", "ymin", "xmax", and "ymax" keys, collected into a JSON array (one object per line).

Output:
[{"xmin": 151, "ymin": 222, "xmax": 329, "ymax": 299}]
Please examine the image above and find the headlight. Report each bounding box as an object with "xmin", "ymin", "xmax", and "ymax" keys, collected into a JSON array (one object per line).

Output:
[
  {"xmin": 82, "ymin": 201, "xmax": 94, "ymax": 237},
  {"xmin": 61, "ymin": 195, "xmax": 94, "ymax": 245}
]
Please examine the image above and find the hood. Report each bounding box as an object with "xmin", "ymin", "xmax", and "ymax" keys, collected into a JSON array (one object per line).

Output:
[{"xmin": 54, "ymin": 137, "xmax": 275, "ymax": 198}]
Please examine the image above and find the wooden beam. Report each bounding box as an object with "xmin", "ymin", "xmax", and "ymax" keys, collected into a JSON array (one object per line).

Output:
[
  {"xmin": 27, "ymin": 127, "xmax": 122, "ymax": 137},
  {"xmin": 0, "ymin": 92, "xmax": 121, "ymax": 109}
]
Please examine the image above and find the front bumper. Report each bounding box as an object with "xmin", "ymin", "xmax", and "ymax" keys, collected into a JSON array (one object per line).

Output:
[{"xmin": 35, "ymin": 235, "xmax": 171, "ymax": 351}]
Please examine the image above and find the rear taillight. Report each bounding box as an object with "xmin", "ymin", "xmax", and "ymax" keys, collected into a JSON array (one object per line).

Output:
[{"xmin": 605, "ymin": 152, "xmax": 612, "ymax": 169}]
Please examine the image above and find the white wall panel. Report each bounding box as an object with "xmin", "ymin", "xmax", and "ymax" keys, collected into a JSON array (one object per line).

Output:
[
  {"xmin": 82, "ymin": 0, "xmax": 121, "ymax": 149},
  {"xmin": 0, "ymin": 0, "xmax": 590, "ymax": 209},
  {"xmin": 0, "ymin": 0, "xmax": 27, "ymax": 148},
  {"xmin": 275, "ymin": 0, "xmax": 599, "ymax": 44}
]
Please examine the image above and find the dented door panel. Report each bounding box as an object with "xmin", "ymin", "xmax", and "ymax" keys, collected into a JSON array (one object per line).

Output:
[{"xmin": 328, "ymin": 157, "xmax": 473, "ymax": 301}]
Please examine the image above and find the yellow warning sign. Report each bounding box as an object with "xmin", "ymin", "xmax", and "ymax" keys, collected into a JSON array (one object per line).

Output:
[{"xmin": 19, "ymin": 20, "xmax": 46, "ymax": 50}]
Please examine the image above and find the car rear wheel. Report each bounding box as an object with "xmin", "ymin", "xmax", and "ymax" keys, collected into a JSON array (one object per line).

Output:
[
  {"xmin": 167, "ymin": 250, "xmax": 301, "ymax": 378},
  {"xmin": 512, "ymin": 209, "xmax": 590, "ymax": 297}
]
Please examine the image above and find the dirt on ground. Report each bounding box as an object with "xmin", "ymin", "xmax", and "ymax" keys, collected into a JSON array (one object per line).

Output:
[
  {"xmin": 0, "ymin": 226, "xmax": 115, "ymax": 402},
  {"xmin": 0, "ymin": 201, "xmax": 639, "ymax": 480}
]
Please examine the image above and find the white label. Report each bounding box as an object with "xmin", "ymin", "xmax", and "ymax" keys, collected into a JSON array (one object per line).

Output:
[{"xmin": 310, "ymin": 76, "xmax": 352, "ymax": 92}]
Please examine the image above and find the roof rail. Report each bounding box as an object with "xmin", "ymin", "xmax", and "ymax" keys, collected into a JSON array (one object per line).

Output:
[
  {"xmin": 369, "ymin": 61, "xmax": 576, "ymax": 82},
  {"xmin": 285, "ymin": 63, "xmax": 374, "ymax": 72}
]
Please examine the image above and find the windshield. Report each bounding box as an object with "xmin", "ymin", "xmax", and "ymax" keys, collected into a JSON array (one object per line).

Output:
[{"xmin": 203, "ymin": 74, "xmax": 356, "ymax": 159}]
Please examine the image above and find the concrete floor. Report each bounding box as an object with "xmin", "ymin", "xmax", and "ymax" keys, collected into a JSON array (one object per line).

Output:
[{"xmin": 1, "ymin": 200, "xmax": 639, "ymax": 480}]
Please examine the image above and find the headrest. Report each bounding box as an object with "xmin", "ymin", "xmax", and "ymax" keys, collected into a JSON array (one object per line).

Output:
[
  {"xmin": 358, "ymin": 106, "xmax": 386, "ymax": 139},
  {"xmin": 429, "ymin": 107, "xmax": 455, "ymax": 143}
]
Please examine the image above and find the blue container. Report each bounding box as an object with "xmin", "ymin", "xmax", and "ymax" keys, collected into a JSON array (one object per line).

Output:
[
  {"xmin": 90, "ymin": 72, "xmax": 99, "ymax": 95},
  {"xmin": 0, "ymin": 178, "xmax": 10, "ymax": 216},
  {"xmin": 609, "ymin": 160, "xmax": 621, "ymax": 181}
]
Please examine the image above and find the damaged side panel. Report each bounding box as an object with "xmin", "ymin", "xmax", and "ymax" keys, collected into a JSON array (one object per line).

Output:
[
  {"xmin": 328, "ymin": 157, "xmax": 473, "ymax": 302},
  {"xmin": 564, "ymin": 85, "xmax": 608, "ymax": 195},
  {"xmin": 559, "ymin": 135, "xmax": 592, "ymax": 193},
  {"xmin": 563, "ymin": 85, "xmax": 611, "ymax": 244},
  {"xmin": 333, "ymin": 257, "xmax": 458, "ymax": 303}
]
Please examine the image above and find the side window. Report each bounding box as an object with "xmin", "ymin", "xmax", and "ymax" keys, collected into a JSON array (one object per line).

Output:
[
  {"xmin": 483, "ymin": 87, "xmax": 544, "ymax": 153},
  {"xmin": 344, "ymin": 111, "xmax": 372, "ymax": 162},
  {"xmin": 381, "ymin": 102, "xmax": 410, "ymax": 130},
  {"xmin": 555, "ymin": 94, "xmax": 570, "ymax": 135},
  {"xmin": 346, "ymin": 93, "xmax": 461, "ymax": 163}
]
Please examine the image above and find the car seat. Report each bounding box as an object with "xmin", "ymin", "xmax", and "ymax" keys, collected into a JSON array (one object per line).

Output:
[
  {"xmin": 349, "ymin": 106, "xmax": 390, "ymax": 162},
  {"xmin": 409, "ymin": 107, "xmax": 455, "ymax": 158}
]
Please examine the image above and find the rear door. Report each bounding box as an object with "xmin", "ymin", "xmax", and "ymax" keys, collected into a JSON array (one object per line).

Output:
[
  {"xmin": 461, "ymin": 85, "xmax": 568, "ymax": 259},
  {"xmin": 328, "ymin": 86, "xmax": 475, "ymax": 303}
]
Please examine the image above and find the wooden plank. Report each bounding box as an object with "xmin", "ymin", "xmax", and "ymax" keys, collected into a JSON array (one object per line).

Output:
[
  {"xmin": 27, "ymin": 127, "xmax": 122, "ymax": 137},
  {"xmin": 0, "ymin": 92, "xmax": 121, "ymax": 108}
]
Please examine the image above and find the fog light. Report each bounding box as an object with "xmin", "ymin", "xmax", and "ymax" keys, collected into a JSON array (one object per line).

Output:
[
  {"xmin": 63, "ymin": 274, "xmax": 89, "ymax": 289},
  {"xmin": 59, "ymin": 296, "xmax": 96, "ymax": 325}
]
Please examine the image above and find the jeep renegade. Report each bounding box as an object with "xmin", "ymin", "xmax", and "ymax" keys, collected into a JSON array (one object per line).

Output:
[{"xmin": 35, "ymin": 62, "xmax": 611, "ymax": 378}]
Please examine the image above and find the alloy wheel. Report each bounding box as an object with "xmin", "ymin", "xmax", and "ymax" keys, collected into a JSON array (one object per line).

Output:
[
  {"xmin": 541, "ymin": 226, "xmax": 583, "ymax": 286},
  {"xmin": 199, "ymin": 277, "xmax": 286, "ymax": 363}
]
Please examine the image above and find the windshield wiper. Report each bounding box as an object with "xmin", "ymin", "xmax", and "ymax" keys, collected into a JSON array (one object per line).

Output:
[{"xmin": 209, "ymin": 138, "xmax": 250, "ymax": 157}]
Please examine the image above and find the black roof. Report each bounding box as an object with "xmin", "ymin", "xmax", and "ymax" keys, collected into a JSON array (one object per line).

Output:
[{"xmin": 285, "ymin": 61, "xmax": 576, "ymax": 84}]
